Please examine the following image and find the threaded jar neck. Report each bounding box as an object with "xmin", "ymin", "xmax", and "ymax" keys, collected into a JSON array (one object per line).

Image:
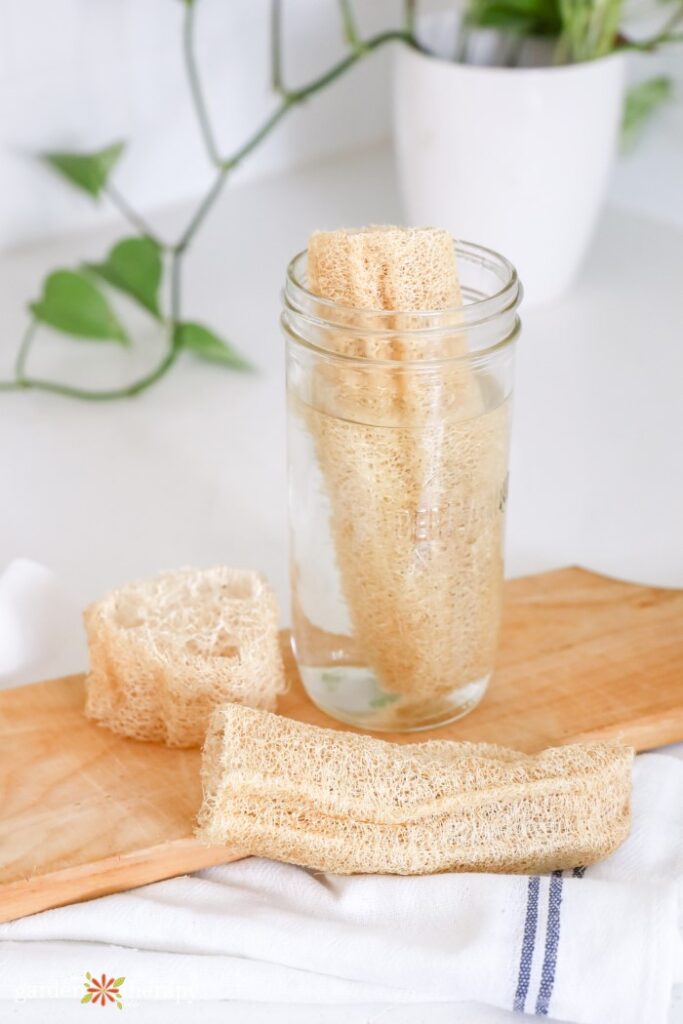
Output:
[{"xmin": 282, "ymin": 239, "xmax": 522, "ymax": 366}]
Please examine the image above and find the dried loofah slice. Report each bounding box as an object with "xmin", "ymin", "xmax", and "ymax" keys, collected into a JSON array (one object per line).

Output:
[
  {"xmin": 197, "ymin": 704, "xmax": 633, "ymax": 875},
  {"xmin": 303, "ymin": 225, "xmax": 507, "ymax": 703},
  {"xmin": 84, "ymin": 567, "xmax": 286, "ymax": 748},
  {"xmin": 308, "ymin": 226, "xmax": 462, "ymax": 315}
]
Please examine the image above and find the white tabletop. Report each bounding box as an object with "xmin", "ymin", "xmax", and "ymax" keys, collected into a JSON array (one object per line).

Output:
[
  {"xmin": 1, "ymin": 144, "xmax": 682, "ymax": 679},
  {"xmin": 1, "ymin": 145, "xmax": 682, "ymax": 1022}
]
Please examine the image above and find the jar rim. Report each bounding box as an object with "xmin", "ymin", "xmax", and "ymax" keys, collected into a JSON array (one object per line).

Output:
[{"xmin": 284, "ymin": 237, "xmax": 522, "ymax": 330}]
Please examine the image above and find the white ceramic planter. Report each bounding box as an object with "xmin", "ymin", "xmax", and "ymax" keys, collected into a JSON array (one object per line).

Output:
[{"xmin": 393, "ymin": 46, "xmax": 626, "ymax": 307}]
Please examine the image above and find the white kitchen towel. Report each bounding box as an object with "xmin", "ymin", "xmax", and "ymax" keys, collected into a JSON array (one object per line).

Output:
[
  {"xmin": 1, "ymin": 559, "xmax": 683, "ymax": 1024},
  {"xmin": 0, "ymin": 557, "xmax": 82, "ymax": 687}
]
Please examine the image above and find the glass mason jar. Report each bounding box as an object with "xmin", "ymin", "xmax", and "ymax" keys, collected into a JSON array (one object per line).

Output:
[{"xmin": 282, "ymin": 240, "xmax": 521, "ymax": 732}]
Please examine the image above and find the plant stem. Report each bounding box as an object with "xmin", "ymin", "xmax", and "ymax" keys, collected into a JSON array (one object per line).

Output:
[
  {"xmin": 6, "ymin": 2, "xmax": 418, "ymax": 403},
  {"xmin": 185, "ymin": 0, "xmax": 414, "ymax": 177},
  {"xmin": 223, "ymin": 100, "xmax": 293, "ymax": 170},
  {"xmin": 271, "ymin": 0, "xmax": 285, "ymax": 94},
  {"xmin": 5, "ymin": 253, "xmax": 183, "ymax": 403},
  {"xmin": 177, "ymin": 15, "xmax": 413, "ymax": 251},
  {"xmin": 104, "ymin": 182, "xmax": 165, "ymax": 247},
  {"xmin": 183, "ymin": 0, "xmax": 221, "ymax": 166},
  {"xmin": 221, "ymin": 28, "xmax": 414, "ymax": 172},
  {"xmin": 15, "ymin": 320, "xmax": 37, "ymax": 382},
  {"xmin": 286, "ymin": 29, "xmax": 413, "ymax": 103},
  {"xmin": 176, "ymin": 166, "xmax": 229, "ymax": 251},
  {"xmin": 16, "ymin": 276, "xmax": 181, "ymax": 403},
  {"xmin": 617, "ymin": 30, "xmax": 683, "ymax": 51},
  {"xmin": 170, "ymin": 251, "xmax": 182, "ymax": 324},
  {"xmin": 505, "ymin": 32, "xmax": 525, "ymax": 66},
  {"xmin": 404, "ymin": 0, "xmax": 416, "ymax": 35},
  {"xmin": 16, "ymin": 346, "xmax": 180, "ymax": 401},
  {"xmin": 454, "ymin": 22, "xmax": 471, "ymax": 63},
  {"xmin": 339, "ymin": 0, "xmax": 363, "ymax": 50},
  {"xmin": 618, "ymin": 3, "xmax": 683, "ymax": 51}
]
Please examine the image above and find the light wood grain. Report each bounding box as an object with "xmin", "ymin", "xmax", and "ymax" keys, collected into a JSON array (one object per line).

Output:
[{"xmin": 1, "ymin": 566, "xmax": 682, "ymax": 923}]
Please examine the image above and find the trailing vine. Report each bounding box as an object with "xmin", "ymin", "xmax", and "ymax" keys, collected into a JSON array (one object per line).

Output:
[
  {"xmin": 0, "ymin": 0, "xmax": 677, "ymax": 402},
  {"xmin": 0, "ymin": 0, "xmax": 414, "ymax": 402}
]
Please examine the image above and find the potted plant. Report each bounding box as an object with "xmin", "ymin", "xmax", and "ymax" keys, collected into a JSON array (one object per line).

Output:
[{"xmin": 393, "ymin": 0, "xmax": 681, "ymax": 305}]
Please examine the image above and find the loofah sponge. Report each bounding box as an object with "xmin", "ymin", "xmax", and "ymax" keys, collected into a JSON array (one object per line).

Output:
[
  {"xmin": 302, "ymin": 225, "xmax": 508, "ymax": 703},
  {"xmin": 84, "ymin": 567, "xmax": 286, "ymax": 748},
  {"xmin": 308, "ymin": 225, "xmax": 462, "ymax": 313},
  {"xmin": 196, "ymin": 705, "xmax": 633, "ymax": 875}
]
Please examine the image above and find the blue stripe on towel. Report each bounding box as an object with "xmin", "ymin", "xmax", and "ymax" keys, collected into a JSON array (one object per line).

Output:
[
  {"xmin": 513, "ymin": 875, "xmax": 540, "ymax": 1012},
  {"xmin": 535, "ymin": 870, "xmax": 565, "ymax": 1016}
]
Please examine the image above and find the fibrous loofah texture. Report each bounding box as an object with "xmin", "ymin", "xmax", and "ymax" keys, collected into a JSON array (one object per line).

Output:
[
  {"xmin": 196, "ymin": 704, "xmax": 633, "ymax": 875},
  {"xmin": 308, "ymin": 225, "xmax": 462, "ymax": 315},
  {"xmin": 84, "ymin": 567, "xmax": 286, "ymax": 748},
  {"xmin": 302, "ymin": 226, "xmax": 508, "ymax": 701}
]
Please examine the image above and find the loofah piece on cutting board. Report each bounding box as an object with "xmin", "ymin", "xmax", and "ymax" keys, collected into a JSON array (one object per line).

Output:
[
  {"xmin": 84, "ymin": 567, "xmax": 286, "ymax": 748},
  {"xmin": 303, "ymin": 225, "xmax": 507, "ymax": 702},
  {"xmin": 196, "ymin": 704, "xmax": 633, "ymax": 875}
]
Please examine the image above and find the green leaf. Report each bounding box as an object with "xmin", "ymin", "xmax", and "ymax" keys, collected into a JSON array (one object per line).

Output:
[
  {"xmin": 621, "ymin": 76, "xmax": 673, "ymax": 151},
  {"xmin": 86, "ymin": 238, "xmax": 162, "ymax": 318},
  {"xmin": 81, "ymin": 993, "xmax": 93, "ymax": 1004},
  {"xmin": 466, "ymin": 0, "xmax": 561, "ymax": 35},
  {"xmin": 85, "ymin": 972, "xmax": 92, "ymax": 981},
  {"xmin": 30, "ymin": 270, "xmax": 128, "ymax": 344},
  {"xmin": 42, "ymin": 141, "xmax": 125, "ymax": 198},
  {"xmin": 113, "ymin": 977, "xmax": 125, "ymax": 988},
  {"xmin": 174, "ymin": 321, "xmax": 253, "ymax": 371}
]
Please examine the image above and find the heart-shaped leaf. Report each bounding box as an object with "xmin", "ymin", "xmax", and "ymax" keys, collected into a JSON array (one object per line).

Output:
[
  {"xmin": 174, "ymin": 321, "xmax": 253, "ymax": 371},
  {"xmin": 86, "ymin": 238, "xmax": 162, "ymax": 318},
  {"xmin": 30, "ymin": 270, "xmax": 128, "ymax": 343},
  {"xmin": 42, "ymin": 141, "xmax": 125, "ymax": 198}
]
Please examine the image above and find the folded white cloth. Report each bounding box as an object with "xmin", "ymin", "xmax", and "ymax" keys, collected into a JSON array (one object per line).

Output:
[
  {"xmin": 0, "ymin": 558, "xmax": 82, "ymax": 687},
  {"xmin": 1, "ymin": 559, "xmax": 683, "ymax": 1024}
]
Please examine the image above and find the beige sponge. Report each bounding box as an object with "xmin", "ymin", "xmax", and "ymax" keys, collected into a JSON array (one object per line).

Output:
[
  {"xmin": 308, "ymin": 225, "xmax": 462, "ymax": 315},
  {"xmin": 196, "ymin": 704, "xmax": 633, "ymax": 875},
  {"xmin": 84, "ymin": 567, "xmax": 286, "ymax": 747},
  {"xmin": 303, "ymin": 225, "xmax": 507, "ymax": 703}
]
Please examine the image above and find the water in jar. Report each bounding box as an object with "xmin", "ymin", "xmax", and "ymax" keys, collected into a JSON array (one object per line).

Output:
[{"xmin": 287, "ymin": 367, "xmax": 510, "ymax": 732}]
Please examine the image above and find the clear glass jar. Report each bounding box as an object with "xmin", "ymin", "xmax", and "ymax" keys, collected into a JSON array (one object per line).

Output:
[{"xmin": 282, "ymin": 240, "xmax": 521, "ymax": 732}]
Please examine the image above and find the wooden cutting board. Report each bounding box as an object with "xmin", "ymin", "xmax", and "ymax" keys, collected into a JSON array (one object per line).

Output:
[{"xmin": 1, "ymin": 566, "xmax": 682, "ymax": 924}]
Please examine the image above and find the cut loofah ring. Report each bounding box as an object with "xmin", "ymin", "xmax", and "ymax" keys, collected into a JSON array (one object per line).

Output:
[{"xmin": 84, "ymin": 567, "xmax": 286, "ymax": 747}]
